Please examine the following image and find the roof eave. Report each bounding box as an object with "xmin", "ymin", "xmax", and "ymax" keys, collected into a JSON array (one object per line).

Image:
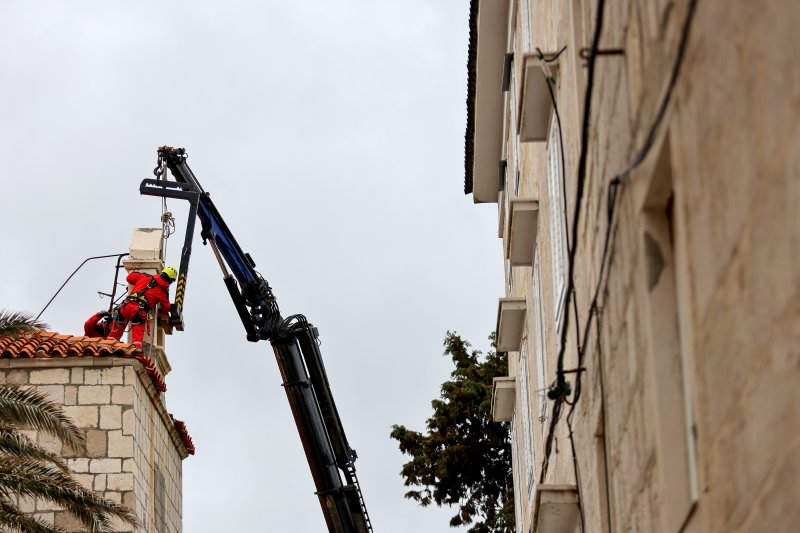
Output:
[{"xmin": 464, "ymin": 0, "xmax": 511, "ymax": 204}]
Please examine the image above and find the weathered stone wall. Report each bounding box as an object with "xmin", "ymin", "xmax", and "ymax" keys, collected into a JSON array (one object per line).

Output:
[
  {"xmin": 0, "ymin": 358, "xmax": 186, "ymax": 532},
  {"xmin": 496, "ymin": 0, "xmax": 800, "ymax": 532},
  {"xmin": 131, "ymin": 362, "xmax": 183, "ymax": 533}
]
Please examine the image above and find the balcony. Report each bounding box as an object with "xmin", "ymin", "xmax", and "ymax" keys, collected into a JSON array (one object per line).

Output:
[
  {"xmin": 496, "ymin": 297, "xmax": 526, "ymax": 352},
  {"xmin": 517, "ymin": 53, "xmax": 560, "ymax": 142},
  {"xmin": 504, "ymin": 198, "xmax": 539, "ymax": 266},
  {"xmin": 491, "ymin": 376, "xmax": 516, "ymax": 422}
]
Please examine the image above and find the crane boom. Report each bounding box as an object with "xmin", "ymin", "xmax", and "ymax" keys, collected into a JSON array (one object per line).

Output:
[{"xmin": 140, "ymin": 147, "xmax": 373, "ymax": 533}]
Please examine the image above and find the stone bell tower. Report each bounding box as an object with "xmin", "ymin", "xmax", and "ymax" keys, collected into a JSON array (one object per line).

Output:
[{"xmin": 0, "ymin": 227, "xmax": 193, "ymax": 532}]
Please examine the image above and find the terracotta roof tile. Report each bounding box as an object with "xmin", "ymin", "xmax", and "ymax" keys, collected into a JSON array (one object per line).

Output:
[
  {"xmin": 0, "ymin": 331, "xmax": 196, "ymax": 456},
  {"xmin": 172, "ymin": 417, "xmax": 196, "ymax": 455},
  {"xmin": 0, "ymin": 331, "xmax": 167, "ymax": 392}
]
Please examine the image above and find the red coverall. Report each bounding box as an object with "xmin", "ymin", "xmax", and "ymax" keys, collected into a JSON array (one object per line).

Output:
[
  {"xmin": 107, "ymin": 272, "xmax": 171, "ymax": 347},
  {"xmin": 83, "ymin": 312, "xmax": 111, "ymax": 338}
]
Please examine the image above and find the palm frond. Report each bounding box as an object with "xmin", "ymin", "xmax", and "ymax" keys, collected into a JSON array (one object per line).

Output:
[
  {"xmin": 0, "ymin": 495, "xmax": 68, "ymax": 533},
  {"xmin": 0, "ymin": 459, "xmax": 139, "ymax": 531},
  {"xmin": 0, "ymin": 311, "xmax": 48, "ymax": 338},
  {"xmin": 0, "ymin": 428, "xmax": 70, "ymax": 472},
  {"xmin": 0, "ymin": 388, "xmax": 85, "ymax": 453}
]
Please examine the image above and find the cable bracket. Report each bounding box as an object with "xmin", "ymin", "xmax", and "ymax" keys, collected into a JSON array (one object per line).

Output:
[
  {"xmin": 547, "ymin": 379, "xmax": 573, "ymax": 400},
  {"xmin": 580, "ymin": 47, "xmax": 625, "ymax": 62}
]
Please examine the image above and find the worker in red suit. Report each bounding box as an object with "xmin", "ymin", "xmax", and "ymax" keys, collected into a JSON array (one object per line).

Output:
[
  {"xmin": 106, "ymin": 266, "xmax": 177, "ymax": 351},
  {"xmin": 83, "ymin": 310, "xmax": 112, "ymax": 338}
]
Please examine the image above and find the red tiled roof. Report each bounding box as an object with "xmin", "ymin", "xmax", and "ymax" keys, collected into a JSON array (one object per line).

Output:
[
  {"xmin": 172, "ymin": 417, "xmax": 196, "ymax": 455},
  {"xmin": 0, "ymin": 331, "xmax": 196, "ymax": 456},
  {"xmin": 0, "ymin": 331, "xmax": 167, "ymax": 392}
]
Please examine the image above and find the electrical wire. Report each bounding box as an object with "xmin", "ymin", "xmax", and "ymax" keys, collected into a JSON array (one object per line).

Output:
[
  {"xmin": 539, "ymin": 46, "xmax": 568, "ymax": 64},
  {"xmin": 536, "ymin": 47, "xmax": 587, "ymax": 527},
  {"xmin": 538, "ymin": 0, "xmax": 607, "ymax": 483},
  {"xmin": 569, "ymin": 0, "xmax": 699, "ymax": 416},
  {"xmin": 538, "ymin": 0, "xmax": 699, "ymax": 496},
  {"xmin": 615, "ymin": 0, "xmax": 699, "ymax": 183}
]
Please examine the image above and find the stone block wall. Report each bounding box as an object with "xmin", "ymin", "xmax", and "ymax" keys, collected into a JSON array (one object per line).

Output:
[
  {"xmin": 483, "ymin": 0, "xmax": 800, "ymax": 532},
  {"xmin": 0, "ymin": 358, "xmax": 187, "ymax": 532},
  {"xmin": 131, "ymin": 363, "xmax": 183, "ymax": 533}
]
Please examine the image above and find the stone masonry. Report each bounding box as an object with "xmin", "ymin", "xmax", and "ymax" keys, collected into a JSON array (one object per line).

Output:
[
  {"xmin": 0, "ymin": 354, "xmax": 189, "ymax": 533},
  {"xmin": 469, "ymin": 0, "xmax": 799, "ymax": 532}
]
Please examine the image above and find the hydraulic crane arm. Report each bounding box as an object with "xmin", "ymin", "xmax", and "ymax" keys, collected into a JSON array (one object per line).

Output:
[{"xmin": 140, "ymin": 147, "xmax": 373, "ymax": 533}]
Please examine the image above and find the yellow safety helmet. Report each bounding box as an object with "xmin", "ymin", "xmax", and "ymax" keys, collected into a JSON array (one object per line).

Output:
[{"xmin": 162, "ymin": 266, "xmax": 178, "ymax": 282}]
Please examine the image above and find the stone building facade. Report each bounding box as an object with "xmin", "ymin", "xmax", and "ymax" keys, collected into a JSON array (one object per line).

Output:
[
  {"xmin": 0, "ymin": 228, "xmax": 193, "ymax": 532},
  {"xmin": 467, "ymin": 1, "xmax": 799, "ymax": 532}
]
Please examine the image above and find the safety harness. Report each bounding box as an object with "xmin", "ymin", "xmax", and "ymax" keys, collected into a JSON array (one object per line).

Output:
[{"xmin": 123, "ymin": 276, "xmax": 168, "ymax": 324}]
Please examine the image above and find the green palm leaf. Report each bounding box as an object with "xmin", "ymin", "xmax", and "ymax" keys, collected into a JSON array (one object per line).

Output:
[
  {"xmin": 0, "ymin": 427, "xmax": 70, "ymax": 472},
  {"xmin": 0, "ymin": 459, "xmax": 137, "ymax": 531},
  {"xmin": 0, "ymin": 496, "xmax": 70, "ymax": 533},
  {"xmin": 0, "ymin": 311, "xmax": 48, "ymax": 338},
  {"xmin": 0, "ymin": 388, "xmax": 85, "ymax": 453}
]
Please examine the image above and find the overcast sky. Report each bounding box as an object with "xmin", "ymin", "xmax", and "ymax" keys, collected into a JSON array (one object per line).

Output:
[{"xmin": 0, "ymin": 1, "xmax": 504, "ymax": 531}]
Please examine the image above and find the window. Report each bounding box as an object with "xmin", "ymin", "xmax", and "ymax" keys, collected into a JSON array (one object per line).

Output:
[
  {"xmin": 547, "ymin": 113, "xmax": 568, "ymax": 328},
  {"xmin": 641, "ymin": 137, "xmax": 698, "ymax": 531}
]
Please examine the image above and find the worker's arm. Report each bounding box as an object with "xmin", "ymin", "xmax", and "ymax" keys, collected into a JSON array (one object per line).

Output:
[
  {"xmin": 83, "ymin": 313, "xmax": 102, "ymax": 337},
  {"xmin": 156, "ymin": 285, "xmax": 171, "ymax": 317},
  {"xmin": 159, "ymin": 297, "xmax": 171, "ymax": 317}
]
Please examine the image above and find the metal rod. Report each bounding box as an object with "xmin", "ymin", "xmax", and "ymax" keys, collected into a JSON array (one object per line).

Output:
[
  {"xmin": 107, "ymin": 254, "xmax": 128, "ymax": 313},
  {"xmin": 579, "ymin": 47, "xmax": 625, "ymax": 61},
  {"xmin": 36, "ymin": 253, "xmax": 129, "ymax": 320},
  {"xmin": 208, "ymin": 239, "xmax": 230, "ymax": 277}
]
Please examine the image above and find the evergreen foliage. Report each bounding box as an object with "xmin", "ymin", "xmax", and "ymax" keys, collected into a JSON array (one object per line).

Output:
[{"xmin": 390, "ymin": 332, "xmax": 514, "ymax": 532}]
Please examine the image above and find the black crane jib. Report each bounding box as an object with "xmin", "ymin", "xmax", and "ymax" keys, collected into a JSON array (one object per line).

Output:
[{"xmin": 140, "ymin": 146, "xmax": 373, "ymax": 533}]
